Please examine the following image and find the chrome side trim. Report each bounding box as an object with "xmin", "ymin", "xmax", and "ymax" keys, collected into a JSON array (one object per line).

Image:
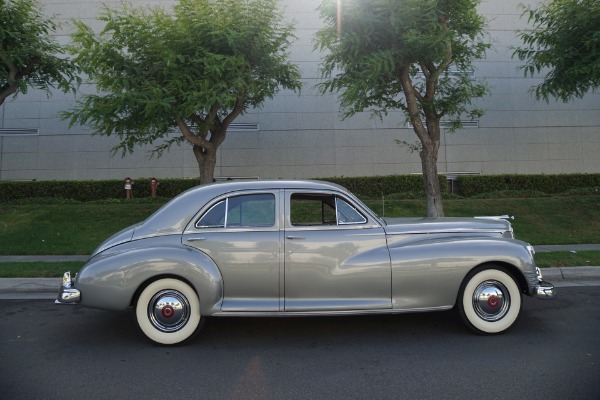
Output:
[
  {"xmin": 210, "ymin": 305, "xmax": 453, "ymax": 317},
  {"xmin": 385, "ymin": 229, "xmax": 507, "ymax": 236},
  {"xmin": 474, "ymin": 215, "xmax": 514, "ymax": 220},
  {"xmin": 55, "ymin": 271, "xmax": 81, "ymax": 305}
]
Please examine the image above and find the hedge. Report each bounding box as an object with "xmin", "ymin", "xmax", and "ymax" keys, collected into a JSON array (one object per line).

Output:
[
  {"xmin": 0, "ymin": 178, "xmax": 199, "ymax": 203},
  {"xmin": 322, "ymin": 175, "xmax": 446, "ymax": 197},
  {"xmin": 1, "ymin": 173, "xmax": 599, "ymax": 202},
  {"xmin": 457, "ymin": 174, "xmax": 600, "ymax": 197},
  {"xmin": 0, "ymin": 175, "xmax": 441, "ymax": 202}
]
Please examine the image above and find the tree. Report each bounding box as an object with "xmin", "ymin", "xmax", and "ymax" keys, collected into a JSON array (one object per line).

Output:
[
  {"xmin": 65, "ymin": 0, "xmax": 301, "ymax": 184},
  {"xmin": 315, "ymin": 0, "xmax": 489, "ymax": 217},
  {"xmin": 513, "ymin": 0, "xmax": 600, "ymax": 102},
  {"xmin": 0, "ymin": 0, "xmax": 78, "ymax": 106}
]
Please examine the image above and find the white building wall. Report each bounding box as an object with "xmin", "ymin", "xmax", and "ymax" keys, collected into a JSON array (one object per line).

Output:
[{"xmin": 0, "ymin": 0, "xmax": 598, "ymax": 181}]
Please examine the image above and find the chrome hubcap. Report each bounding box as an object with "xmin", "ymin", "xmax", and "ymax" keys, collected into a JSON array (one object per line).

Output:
[
  {"xmin": 472, "ymin": 280, "xmax": 510, "ymax": 321},
  {"xmin": 148, "ymin": 290, "xmax": 190, "ymax": 332}
]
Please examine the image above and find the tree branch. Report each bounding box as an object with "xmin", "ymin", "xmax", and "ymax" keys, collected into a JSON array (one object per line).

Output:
[
  {"xmin": 176, "ymin": 118, "xmax": 213, "ymax": 150},
  {"xmin": 221, "ymin": 93, "xmax": 246, "ymax": 129},
  {"xmin": 400, "ymin": 66, "xmax": 430, "ymax": 147}
]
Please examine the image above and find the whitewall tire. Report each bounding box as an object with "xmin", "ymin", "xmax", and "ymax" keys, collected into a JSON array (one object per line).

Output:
[
  {"xmin": 135, "ymin": 278, "xmax": 202, "ymax": 345},
  {"xmin": 458, "ymin": 266, "xmax": 522, "ymax": 334}
]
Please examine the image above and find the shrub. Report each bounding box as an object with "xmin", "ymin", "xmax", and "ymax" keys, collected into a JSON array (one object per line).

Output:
[
  {"xmin": 0, "ymin": 178, "xmax": 199, "ymax": 202},
  {"xmin": 457, "ymin": 174, "xmax": 600, "ymax": 197},
  {"xmin": 2, "ymin": 173, "xmax": 598, "ymax": 202},
  {"xmin": 322, "ymin": 175, "xmax": 447, "ymax": 197}
]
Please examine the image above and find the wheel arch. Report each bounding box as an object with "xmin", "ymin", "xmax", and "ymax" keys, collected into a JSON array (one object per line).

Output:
[
  {"xmin": 131, "ymin": 273, "xmax": 197, "ymax": 308},
  {"xmin": 122, "ymin": 248, "xmax": 224, "ymax": 315},
  {"xmin": 77, "ymin": 241, "xmax": 223, "ymax": 314},
  {"xmin": 466, "ymin": 261, "xmax": 529, "ymax": 297}
]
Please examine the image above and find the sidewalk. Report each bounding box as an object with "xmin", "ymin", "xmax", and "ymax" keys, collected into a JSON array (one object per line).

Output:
[{"xmin": 534, "ymin": 244, "xmax": 600, "ymax": 253}]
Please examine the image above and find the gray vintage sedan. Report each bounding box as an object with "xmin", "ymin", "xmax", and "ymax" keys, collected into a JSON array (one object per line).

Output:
[{"xmin": 57, "ymin": 180, "xmax": 555, "ymax": 345}]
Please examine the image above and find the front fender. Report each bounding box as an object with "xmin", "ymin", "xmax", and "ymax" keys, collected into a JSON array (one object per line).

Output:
[
  {"xmin": 75, "ymin": 236, "xmax": 223, "ymax": 314},
  {"xmin": 388, "ymin": 236, "xmax": 537, "ymax": 309}
]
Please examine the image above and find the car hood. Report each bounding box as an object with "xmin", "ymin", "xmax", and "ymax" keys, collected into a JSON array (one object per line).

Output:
[{"xmin": 382, "ymin": 217, "xmax": 512, "ymax": 237}]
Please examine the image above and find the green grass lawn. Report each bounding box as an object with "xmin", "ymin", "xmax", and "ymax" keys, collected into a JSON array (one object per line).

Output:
[
  {"xmin": 1, "ymin": 196, "xmax": 599, "ymax": 255},
  {"xmin": 0, "ymin": 202, "xmax": 162, "ymax": 255},
  {"xmin": 0, "ymin": 195, "xmax": 599, "ymax": 277},
  {"xmin": 0, "ymin": 262, "xmax": 86, "ymax": 278},
  {"xmin": 364, "ymin": 195, "xmax": 600, "ymax": 244}
]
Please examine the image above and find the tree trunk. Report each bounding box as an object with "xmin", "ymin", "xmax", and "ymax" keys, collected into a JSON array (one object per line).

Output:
[
  {"xmin": 398, "ymin": 66, "xmax": 445, "ymax": 218},
  {"xmin": 420, "ymin": 141, "xmax": 444, "ymax": 218},
  {"xmin": 193, "ymin": 144, "xmax": 217, "ymax": 185}
]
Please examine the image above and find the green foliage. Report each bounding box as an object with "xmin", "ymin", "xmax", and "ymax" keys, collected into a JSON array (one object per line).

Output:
[
  {"xmin": 315, "ymin": 0, "xmax": 490, "ymax": 127},
  {"xmin": 0, "ymin": 0, "xmax": 79, "ymax": 105},
  {"xmin": 513, "ymin": 0, "xmax": 600, "ymax": 102},
  {"xmin": 315, "ymin": 0, "xmax": 490, "ymax": 217},
  {"xmin": 458, "ymin": 174, "xmax": 600, "ymax": 197},
  {"xmin": 0, "ymin": 176, "xmax": 442, "ymax": 202},
  {"xmin": 64, "ymin": 0, "xmax": 301, "ymax": 182},
  {"xmin": 0, "ymin": 178, "xmax": 198, "ymax": 202},
  {"xmin": 3, "ymin": 174, "xmax": 598, "ymax": 203},
  {"xmin": 323, "ymin": 175, "xmax": 447, "ymax": 197}
]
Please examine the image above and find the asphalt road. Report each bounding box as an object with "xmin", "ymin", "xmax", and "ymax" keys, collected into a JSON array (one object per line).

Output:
[{"xmin": 1, "ymin": 286, "xmax": 599, "ymax": 400}]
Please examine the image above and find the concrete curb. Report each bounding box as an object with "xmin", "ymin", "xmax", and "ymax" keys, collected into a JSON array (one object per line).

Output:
[
  {"xmin": 0, "ymin": 278, "xmax": 61, "ymax": 293},
  {"xmin": 541, "ymin": 266, "xmax": 600, "ymax": 280}
]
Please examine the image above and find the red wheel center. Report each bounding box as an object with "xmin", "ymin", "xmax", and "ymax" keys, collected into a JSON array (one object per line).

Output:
[
  {"xmin": 487, "ymin": 295, "xmax": 500, "ymax": 308},
  {"xmin": 162, "ymin": 305, "xmax": 175, "ymax": 318}
]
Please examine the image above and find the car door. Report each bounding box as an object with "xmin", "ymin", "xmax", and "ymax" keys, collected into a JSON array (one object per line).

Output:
[
  {"xmin": 183, "ymin": 191, "xmax": 282, "ymax": 312},
  {"xmin": 284, "ymin": 190, "xmax": 391, "ymax": 311}
]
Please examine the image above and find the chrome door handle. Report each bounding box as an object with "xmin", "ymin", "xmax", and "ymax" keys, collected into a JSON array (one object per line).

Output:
[
  {"xmin": 186, "ymin": 237, "xmax": 206, "ymax": 242},
  {"xmin": 286, "ymin": 235, "xmax": 305, "ymax": 240}
]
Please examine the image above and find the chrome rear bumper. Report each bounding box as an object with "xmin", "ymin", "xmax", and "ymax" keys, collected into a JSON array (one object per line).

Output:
[
  {"xmin": 55, "ymin": 271, "xmax": 81, "ymax": 304},
  {"xmin": 535, "ymin": 280, "xmax": 556, "ymax": 300}
]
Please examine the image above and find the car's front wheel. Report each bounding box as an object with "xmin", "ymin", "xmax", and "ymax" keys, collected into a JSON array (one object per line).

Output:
[
  {"xmin": 457, "ymin": 266, "xmax": 522, "ymax": 334},
  {"xmin": 135, "ymin": 278, "xmax": 203, "ymax": 345}
]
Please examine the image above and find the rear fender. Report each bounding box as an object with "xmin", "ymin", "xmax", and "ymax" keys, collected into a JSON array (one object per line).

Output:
[{"xmin": 75, "ymin": 237, "xmax": 222, "ymax": 314}]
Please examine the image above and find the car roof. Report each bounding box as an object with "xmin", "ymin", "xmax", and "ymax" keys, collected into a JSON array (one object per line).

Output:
[
  {"xmin": 192, "ymin": 179, "xmax": 346, "ymax": 193},
  {"xmin": 134, "ymin": 180, "xmax": 356, "ymax": 237}
]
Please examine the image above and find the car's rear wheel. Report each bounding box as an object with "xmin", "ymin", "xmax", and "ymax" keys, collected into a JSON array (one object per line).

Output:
[
  {"xmin": 457, "ymin": 266, "xmax": 522, "ymax": 334},
  {"xmin": 135, "ymin": 278, "xmax": 203, "ymax": 345}
]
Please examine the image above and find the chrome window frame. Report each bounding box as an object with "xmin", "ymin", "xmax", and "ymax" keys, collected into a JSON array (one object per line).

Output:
[{"xmin": 194, "ymin": 192, "xmax": 277, "ymax": 230}]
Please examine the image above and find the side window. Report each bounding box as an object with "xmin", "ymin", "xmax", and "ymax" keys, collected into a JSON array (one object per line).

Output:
[
  {"xmin": 197, "ymin": 193, "xmax": 275, "ymax": 229},
  {"xmin": 227, "ymin": 194, "xmax": 275, "ymax": 227},
  {"xmin": 290, "ymin": 193, "xmax": 367, "ymax": 226},
  {"xmin": 336, "ymin": 198, "xmax": 367, "ymax": 224},
  {"xmin": 290, "ymin": 193, "xmax": 337, "ymax": 226},
  {"xmin": 197, "ymin": 200, "xmax": 226, "ymax": 228}
]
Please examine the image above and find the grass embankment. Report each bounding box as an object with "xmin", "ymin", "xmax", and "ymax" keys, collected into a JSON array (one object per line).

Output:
[{"xmin": 1, "ymin": 195, "xmax": 599, "ymax": 277}]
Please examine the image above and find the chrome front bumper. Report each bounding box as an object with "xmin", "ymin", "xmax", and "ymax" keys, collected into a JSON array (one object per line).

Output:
[
  {"xmin": 533, "ymin": 267, "xmax": 556, "ymax": 300},
  {"xmin": 535, "ymin": 280, "xmax": 556, "ymax": 299},
  {"xmin": 55, "ymin": 271, "xmax": 81, "ymax": 305}
]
